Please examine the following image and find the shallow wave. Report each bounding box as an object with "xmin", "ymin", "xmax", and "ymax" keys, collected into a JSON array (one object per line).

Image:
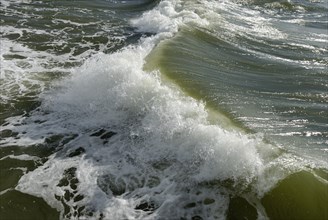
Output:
[
  {"xmin": 1, "ymin": 0, "xmax": 327, "ymax": 219},
  {"xmin": 10, "ymin": 35, "xmax": 267, "ymax": 219},
  {"xmin": 1, "ymin": 1, "xmax": 272, "ymax": 218}
]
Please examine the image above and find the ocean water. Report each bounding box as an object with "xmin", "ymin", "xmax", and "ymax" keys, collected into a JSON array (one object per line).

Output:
[{"xmin": 0, "ymin": 0, "xmax": 327, "ymax": 219}]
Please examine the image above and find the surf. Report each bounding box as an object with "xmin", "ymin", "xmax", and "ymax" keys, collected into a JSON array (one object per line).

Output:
[{"xmin": 1, "ymin": 0, "xmax": 327, "ymax": 219}]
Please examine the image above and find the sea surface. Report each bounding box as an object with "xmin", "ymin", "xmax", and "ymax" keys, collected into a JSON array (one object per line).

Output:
[{"xmin": 0, "ymin": 0, "xmax": 327, "ymax": 219}]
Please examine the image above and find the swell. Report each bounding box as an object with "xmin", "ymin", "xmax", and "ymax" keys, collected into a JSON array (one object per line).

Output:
[
  {"xmin": 1, "ymin": 0, "xmax": 327, "ymax": 219},
  {"xmin": 9, "ymin": 36, "xmax": 266, "ymax": 219},
  {"xmin": 141, "ymin": 0, "xmax": 328, "ymax": 160},
  {"xmin": 1, "ymin": 1, "xmax": 271, "ymax": 218}
]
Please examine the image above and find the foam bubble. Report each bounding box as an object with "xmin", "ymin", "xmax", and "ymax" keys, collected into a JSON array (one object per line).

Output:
[
  {"xmin": 131, "ymin": 0, "xmax": 209, "ymax": 34},
  {"xmin": 9, "ymin": 32, "xmax": 270, "ymax": 218}
]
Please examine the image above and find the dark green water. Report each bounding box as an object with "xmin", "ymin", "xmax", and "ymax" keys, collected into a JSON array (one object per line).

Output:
[{"xmin": 1, "ymin": 0, "xmax": 327, "ymax": 219}]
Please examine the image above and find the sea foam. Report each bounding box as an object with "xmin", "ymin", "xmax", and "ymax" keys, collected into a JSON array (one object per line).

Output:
[
  {"xmin": 3, "ymin": 0, "xmax": 323, "ymax": 219},
  {"xmin": 15, "ymin": 36, "xmax": 266, "ymax": 219}
]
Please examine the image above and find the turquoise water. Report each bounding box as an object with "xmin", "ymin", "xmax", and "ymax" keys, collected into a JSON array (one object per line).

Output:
[{"xmin": 1, "ymin": 0, "xmax": 327, "ymax": 219}]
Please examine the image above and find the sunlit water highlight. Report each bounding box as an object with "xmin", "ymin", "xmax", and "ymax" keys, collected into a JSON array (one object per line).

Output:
[{"xmin": 0, "ymin": 0, "xmax": 327, "ymax": 219}]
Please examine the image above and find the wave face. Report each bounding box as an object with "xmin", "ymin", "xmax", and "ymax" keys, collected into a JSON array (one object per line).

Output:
[{"xmin": 1, "ymin": 0, "xmax": 327, "ymax": 219}]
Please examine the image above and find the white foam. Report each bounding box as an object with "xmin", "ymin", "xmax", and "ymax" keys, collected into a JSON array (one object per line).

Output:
[
  {"xmin": 0, "ymin": 0, "xmax": 31, "ymax": 9},
  {"xmin": 0, "ymin": 38, "xmax": 70, "ymax": 105},
  {"xmin": 131, "ymin": 0, "xmax": 209, "ymax": 34},
  {"xmin": 53, "ymin": 19, "xmax": 101, "ymax": 27},
  {"xmin": 198, "ymin": 0, "xmax": 287, "ymax": 40},
  {"xmin": 0, "ymin": 154, "xmax": 40, "ymax": 161},
  {"xmin": 10, "ymin": 28, "xmax": 269, "ymax": 219},
  {"xmin": 3, "ymin": 0, "xmax": 326, "ymax": 219}
]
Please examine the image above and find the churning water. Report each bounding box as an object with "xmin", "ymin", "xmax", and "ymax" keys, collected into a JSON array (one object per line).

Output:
[{"xmin": 0, "ymin": 0, "xmax": 327, "ymax": 219}]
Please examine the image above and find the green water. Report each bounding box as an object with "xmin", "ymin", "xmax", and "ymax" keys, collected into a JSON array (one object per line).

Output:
[
  {"xmin": 1, "ymin": 0, "xmax": 327, "ymax": 219},
  {"xmin": 0, "ymin": 144, "xmax": 59, "ymax": 219},
  {"xmin": 147, "ymin": 27, "xmax": 328, "ymax": 159}
]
